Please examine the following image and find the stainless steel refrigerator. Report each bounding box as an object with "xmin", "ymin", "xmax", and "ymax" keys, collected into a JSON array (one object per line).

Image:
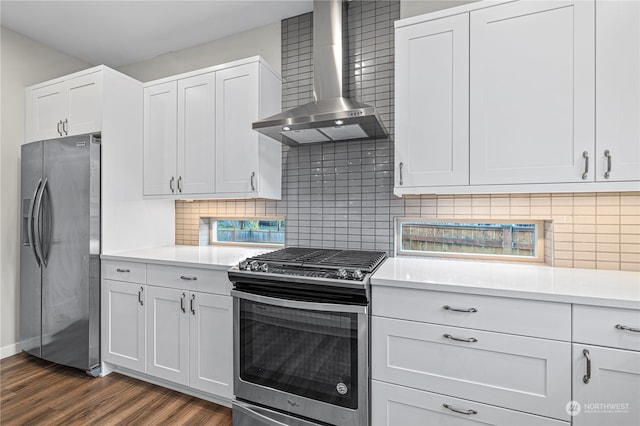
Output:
[{"xmin": 20, "ymin": 134, "xmax": 101, "ymax": 376}]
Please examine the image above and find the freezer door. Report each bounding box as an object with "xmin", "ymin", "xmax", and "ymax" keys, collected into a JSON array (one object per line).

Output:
[
  {"xmin": 19, "ymin": 141, "xmax": 43, "ymax": 357},
  {"xmin": 40, "ymin": 135, "xmax": 100, "ymax": 371}
]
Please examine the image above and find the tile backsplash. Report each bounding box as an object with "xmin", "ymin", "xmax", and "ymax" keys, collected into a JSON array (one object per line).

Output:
[{"xmin": 175, "ymin": 1, "xmax": 640, "ymax": 272}]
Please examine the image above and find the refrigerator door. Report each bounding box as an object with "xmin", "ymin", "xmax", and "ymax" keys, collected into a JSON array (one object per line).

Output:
[
  {"xmin": 40, "ymin": 135, "xmax": 101, "ymax": 371},
  {"xmin": 20, "ymin": 141, "xmax": 43, "ymax": 357}
]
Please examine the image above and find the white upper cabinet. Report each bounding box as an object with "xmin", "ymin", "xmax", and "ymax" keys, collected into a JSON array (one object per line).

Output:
[
  {"xmin": 177, "ymin": 73, "xmax": 216, "ymax": 195},
  {"xmin": 470, "ymin": 0, "xmax": 594, "ymax": 185},
  {"xmin": 595, "ymin": 0, "xmax": 640, "ymax": 182},
  {"xmin": 395, "ymin": 13, "xmax": 469, "ymax": 188},
  {"xmin": 143, "ymin": 57, "xmax": 282, "ymax": 200},
  {"xmin": 143, "ymin": 81, "xmax": 178, "ymax": 196},
  {"xmin": 26, "ymin": 70, "xmax": 102, "ymax": 142},
  {"xmin": 394, "ymin": 0, "xmax": 639, "ymax": 195}
]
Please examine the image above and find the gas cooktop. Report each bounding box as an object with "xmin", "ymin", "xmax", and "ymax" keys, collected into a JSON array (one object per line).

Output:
[{"xmin": 228, "ymin": 247, "xmax": 387, "ymax": 286}]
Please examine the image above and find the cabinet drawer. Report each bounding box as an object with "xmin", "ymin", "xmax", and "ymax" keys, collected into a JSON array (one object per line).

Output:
[
  {"xmin": 371, "ymin": 380, "xmax": 569, "ymax": 426},
  {"xmin": 372, "ymin": 286, "xmax": 570, "ymax": 340},
  {"xmin": 102, "ymin": 261, "xmax": 146, "ymax": 284},
  {"xmin": 371, "ymin": 316, "xmax": 571, "ymax": 420},
  {"xmin": 146, "ymin": 264, "xmax": 231, "ymax": 295},
  {"xmin": 573, "ymin": 305, "xmax": 640, "ymax": 351}
]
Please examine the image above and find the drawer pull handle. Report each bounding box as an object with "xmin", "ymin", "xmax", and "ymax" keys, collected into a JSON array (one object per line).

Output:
[
  {"xmin": 116, "ymin": 268, "xmax": 130, "ymax": 273},
  {"xmin": 615, "ymin": 324, "xmax": 640, "ymax": 333},
  {"xmin": 138, "ymin": 287, "xmax": 144, "ymax": 306},
  {"xmin": 180, "ymin": 276, "xmax": 197, "ymax": 281},
  {"xmin": 443, "ymin": 305, "xmax": 477, "ymax": 313},
  {"xmin": 180, "ymin": 293, "xmax": 186, "ymax": 313},
  {"xmin": 443, "ymin": 403, "xmax": 477, "ymax": 416},
  {"xmin": 443, "ymin": 334, "xmax": 478, "ymax": 343},
  {"xmin": 583, "ymin": 349, "xmax": 591, "ymax": 384}
]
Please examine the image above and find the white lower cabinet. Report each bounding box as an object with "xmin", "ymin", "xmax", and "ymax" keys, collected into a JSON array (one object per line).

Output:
[
  {"xmin": 102, "ymin": 279, "xmax": 146, "ymax": 373},
  {"xmin": 101, "ymin": 261, "xmax": 233, "ymax": 402},
  {"xmin": 371, "ymin": 380, "xmax": 568, "ymax": 426},
  {"xmin": 188, "ymin": 292, "xmax": 233, "ymax": 398},
  {"xmin": 146, "ymin": 286, "xmax": 190, "ymax": 385},
  {"xmin": 572, "ymin": 344, "xmax": 640, "ymax": 426},
  {"xmin": 371, "ymin": 316, "xmax": 571, "ymax": 421}
]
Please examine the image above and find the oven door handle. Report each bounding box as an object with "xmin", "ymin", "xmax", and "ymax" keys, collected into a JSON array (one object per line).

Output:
[{"xmin": 231, "ymin": 289, "xmax": 367, "ymax": 314}]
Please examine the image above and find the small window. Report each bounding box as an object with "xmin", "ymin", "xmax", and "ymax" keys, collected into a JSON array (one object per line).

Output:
[
  {"xmin": 396, "ymin": 218, "xmax": 544, "ymax": 262},
  {"xmin": 205, "ymin": 217, "xmax": 285, "ymax": 247}
]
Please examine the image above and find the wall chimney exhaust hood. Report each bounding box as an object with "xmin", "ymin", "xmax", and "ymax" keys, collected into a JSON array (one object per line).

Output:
[{"xmin": 252, "ymin": 0, "xmax": 387, "ymax": 146}]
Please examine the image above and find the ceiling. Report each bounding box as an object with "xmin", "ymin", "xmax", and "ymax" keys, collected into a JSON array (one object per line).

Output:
[{"xmin": 0, "ymin": 0, "xmax": 313, "ymax": 67}]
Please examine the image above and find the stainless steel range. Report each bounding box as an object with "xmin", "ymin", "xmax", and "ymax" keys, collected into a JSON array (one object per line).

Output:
[{"xmin": 228, "ymin": 248, "xmax": 387, "ymax": 426}]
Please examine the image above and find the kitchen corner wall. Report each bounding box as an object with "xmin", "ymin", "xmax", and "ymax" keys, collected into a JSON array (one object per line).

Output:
[{"xmin": 175, "ymin": 1, "xmax": 640, "ymax": 272}]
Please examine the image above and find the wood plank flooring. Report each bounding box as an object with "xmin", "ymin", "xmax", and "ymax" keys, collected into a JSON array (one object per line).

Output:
[{"xmin": 0, "ymin": 352, "xmax": 232, "ymax": 425}]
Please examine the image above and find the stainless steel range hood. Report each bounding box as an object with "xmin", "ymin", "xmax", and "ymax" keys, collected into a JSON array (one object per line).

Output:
[{"xmin": 252, "ymin": 0, "xmax": 387, "ymax": 146}]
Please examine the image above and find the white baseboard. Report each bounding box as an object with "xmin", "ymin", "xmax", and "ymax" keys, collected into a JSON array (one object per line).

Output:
[{"xmin": 1, "ymin": 343, "xmax": 20, "ymax": 359}]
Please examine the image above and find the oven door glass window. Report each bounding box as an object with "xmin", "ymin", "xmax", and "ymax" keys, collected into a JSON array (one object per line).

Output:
[{"xmin": 239, "ymin": 299, "xmax": 358, "ymax": 409}]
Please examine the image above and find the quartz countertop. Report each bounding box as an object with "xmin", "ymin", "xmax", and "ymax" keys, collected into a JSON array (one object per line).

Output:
[
  {"xmin": 372, "ymin": 257, "xmax": 640, "ymax": 309},
  {"xmin": 101, "ymin": 245, "xmax": 275, "ymax": 271}
]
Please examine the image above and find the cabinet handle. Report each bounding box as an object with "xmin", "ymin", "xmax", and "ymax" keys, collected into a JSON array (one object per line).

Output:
[
  {"xmin": 442, "ymin": 403, "xmax": 477, "ymax": 416},
  {"xmin": 250, "ymin": 172, "xmax": 256, "ymax": 191},
  {"xmin": 604, "ymin": 150, "xmax": 612, "ymax": 179},
  {"xmin": 615, "ymin": 324, "xmax": 640, "ymax": 333},
  {"xmin": 169, "ymin": 177, "xmax": 175, "ymax": 193},
  {"xmin": 57, "ymin": 121, "xmax": 62, "ymax": 136},
  {"xmin": 62, "ymin": 118, "xmax": 68, "ymax": 135},
  {"xmin": 582, "ymin": 151, "xmax": 589, "ymax": 180},
  {"xmin": 190, "ymin": 294, "xmax": 196, "ymax": 315},
  {"xmin": 180, "ymin": 275, "xmax": 197, "ymax": 281},
  {"xmin": 443, "ymin": 305, "xmax": 477, "ymax": 313},
  {"xmin": 443, "ymin": 333, "xmax": 478, "ymax": 343},
  {"xmin": 138, "ymin": 287, "xmax": 144, "ymax": 306},
  {"xmin": 116, "ymin": 268, "xmax": 130, "ymax": 273},
  {"xmin": 583, "ymin": 349, "xmax": 591, "ymax": 384},
  {"xmin": 399, "ymin": 161, "xmax": 404, "ymax": 186},
  {"xmin": 177, "ymin": 176, "xmax": 182, "ymax": 193},
  {"xmin": 180, "ymin": 292, "xmax": 186, "ymax": 313}
]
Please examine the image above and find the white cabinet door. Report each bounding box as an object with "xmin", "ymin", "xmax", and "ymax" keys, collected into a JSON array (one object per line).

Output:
[
  {"xmin": 395, "ymin": 13, "xmax": 469, "ymax": 188},
  {"xmin": 102, "ymin": 279, "xmax": 146, "ymax": 373},
  {"xmin": 595, "ymin": 0, "xmax": 640, "ymax": 182},
  {"xmin": 470, "ymin": 1, "xmax": 594, "ymax": 185},
  {"xmin": 66, "ymin": 71, "xmax": 102, "ymax": 137},
  {"xmin": 371, "ymin": 380, "xmax": 569, "ymax": 426},
  {"xmin": 188, "ymin": 292, "xmax": 233, "ymax": 398},
  {"xmin": 146, "ymin": 285, "xmax": 189, "ymax": 386},
  {"xmin": 573, "ymin": 344, "xmax": 640, "ymax": 426},
  {"xmin": 144, "ymin": 82, "xmax": 177, "ymax": 196},
  {"xmin": 215, "ymin": 63, "xmax": 260, "ymax": 194},
  {"xmin": 371, "ymin": 316, "xmax": 571, "ymax": 421},
  {"xmin": 27, "ymin": 82, "xmax": 66, "ymax": 142},
  {"xmin": 177, "ymin": 73, "xmax": 216, "ymax": 195}
]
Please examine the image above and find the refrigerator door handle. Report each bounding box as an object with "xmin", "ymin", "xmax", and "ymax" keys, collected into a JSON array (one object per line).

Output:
[
  {"xmin": 34, "ymin": 178, "xmax": 48, "ymax": 267},
  {"xmin": 28, "ymin": 179, "xmax": 43, "ymax": 267}
]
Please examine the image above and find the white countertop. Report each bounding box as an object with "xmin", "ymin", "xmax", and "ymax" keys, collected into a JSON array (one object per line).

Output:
[
  {"xmin": 101, "ymin": 245, "xmax": 275, "ymax": 271},
  {"xmin": 372, "ymin": 257, "xmax": 640, "ymax": 309}
]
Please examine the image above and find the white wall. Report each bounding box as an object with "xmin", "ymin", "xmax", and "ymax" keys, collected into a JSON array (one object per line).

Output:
[
  {"xmin": 400, "ymin": 0, "xmax": 479, "ymax": 19},
  {"xmin": 0, "ymin": 27, "xmax": 91, "ymax": 358},
  {"xmin": 117, "ymin": 22, "xmax": 281, "ymax": 82}
]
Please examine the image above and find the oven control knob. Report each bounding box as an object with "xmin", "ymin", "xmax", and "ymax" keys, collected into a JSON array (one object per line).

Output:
[
  {"xmin": 260, "ymin": 263, "xmax": 269, "ymax": 272},
  {"xmin": 250, "ymin": 260, "xmax": 260, "ymax": 271},
  {"xmin": 336, "ymin": 383, "xmax": 348, "ymax": 395},
  {"xmin": 352, "ymin": 269, "xmax": 364, "ymax": 280},
  {"xmin": 238, "ymin": 260, "xmax": 249, "ymax": 270},
  {"xmin": 337, "ymin": 269, "xmax": 348, "ymax": 279}
]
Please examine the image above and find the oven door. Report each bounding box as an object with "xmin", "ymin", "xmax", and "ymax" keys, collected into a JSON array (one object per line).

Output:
[{"xmin": 232, "ymin": 288, "xmax": 368, "ymax": 426}]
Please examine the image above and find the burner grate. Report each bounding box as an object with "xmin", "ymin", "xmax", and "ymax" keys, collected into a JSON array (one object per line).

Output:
[{"xmin": 247, "ymin": 248, "xmax": 386, "ymax": 272}]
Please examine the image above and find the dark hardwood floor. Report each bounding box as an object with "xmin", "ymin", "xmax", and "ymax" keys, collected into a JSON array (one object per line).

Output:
[{"xmin": 0, "ymin": 352, "xmax": 232, "ymax": 425}]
